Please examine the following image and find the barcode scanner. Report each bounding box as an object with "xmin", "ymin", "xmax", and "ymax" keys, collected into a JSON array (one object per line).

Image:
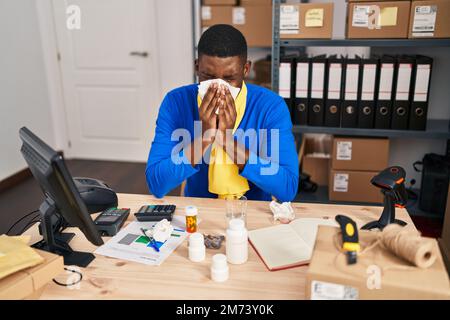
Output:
[{"xmin": 361, "ymin": 166, "xmax": 408, "ymax": 230}]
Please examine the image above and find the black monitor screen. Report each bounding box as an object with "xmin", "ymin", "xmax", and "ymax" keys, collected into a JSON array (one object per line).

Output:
[{"xmin": 19, "ymin": 127, "xmax": 103, "ymax": 247}]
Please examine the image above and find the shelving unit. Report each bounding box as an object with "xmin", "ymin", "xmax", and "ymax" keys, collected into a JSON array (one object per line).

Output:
[
  {"xmin": 280, "ymin": 38, "xmax": 450, "ymax": 48},
  {"xmin": 271, "ymin": 0, "xmax": 450, "ymax": 216},
  {"xmin": 271, "ymin": 0, "xmax": 450, "ymax": 93},
  {"xmin": 293, "ymin": 119, "xmax": 450, "ymax": 140}
]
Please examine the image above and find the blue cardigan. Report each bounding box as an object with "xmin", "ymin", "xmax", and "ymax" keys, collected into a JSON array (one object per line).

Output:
[{"xmin": 145, "ymin": 83, "xmax": 299, "ymax": 202}]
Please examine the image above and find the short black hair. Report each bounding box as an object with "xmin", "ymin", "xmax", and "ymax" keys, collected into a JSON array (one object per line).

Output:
[{"xmin": 198, "ymin": 24, "xmax": 247, "ymax": 61}]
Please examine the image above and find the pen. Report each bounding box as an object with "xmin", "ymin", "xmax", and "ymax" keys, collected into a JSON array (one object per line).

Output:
[{"xmin": 141, "ymin": 228, "xmax": 160, "ymax": 252}]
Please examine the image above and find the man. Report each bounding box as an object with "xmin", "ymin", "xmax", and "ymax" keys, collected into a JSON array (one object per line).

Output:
[{"xmin": 146, "ymin": 24, "xmax": 298, "ymax": 202}]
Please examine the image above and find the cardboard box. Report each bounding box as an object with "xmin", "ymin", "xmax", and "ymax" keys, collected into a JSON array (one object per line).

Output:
[
  {"xmin": 306, "ymin": 226, "xmax": 450, "ymax": 299},
  {"xmin": 280, "ymin": 3, "xmax": 334, "ymax": 39},
  {"xmin": 203, "ymin": 0, "xmax": 237, "ymax": 5},
  {"xmin": 409, "ymin": 0, "xmax": 450, "ymax": 38},
  {"xmin": 202, "ymin": 6, "xmax": 233, "ymax": 27},
  {"xmin": 0, "ymin": 250, "xmax": 64, "ymax": 300},
  {"xmin": 329, "ymin": 169, "xmax": 383, "ymax": 203},
  {"xmin": 347, "ymin": 1, "xmax": 411, "ymax": 38},
  {"xmin": 240, "ymin": 0, "xmax": 272, "ymax": 5},
  {"xmin": 252, "ymin": 58, "xmax": 271, "ymax": 83},
  {"xmin": 300, "ymin": 134, "xmax": 332, "ymax": 186},
  {"xmin": 201, "ymin": 5, "xmax": 272, "ymax": 46},
  {"xmin": 331, "ymin": 136, "xmax": 389, "ymax": 171}
]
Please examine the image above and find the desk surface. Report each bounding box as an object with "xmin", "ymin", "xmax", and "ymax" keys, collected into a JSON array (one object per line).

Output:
[{"xmin": 29, "ymin": 193, "xmax": 415, "ymax": 300}]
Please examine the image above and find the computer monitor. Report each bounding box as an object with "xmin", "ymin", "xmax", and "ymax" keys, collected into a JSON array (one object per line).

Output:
[{"xmin": 19, "ymin": 127, "xmax": 104, "ymax": 267}]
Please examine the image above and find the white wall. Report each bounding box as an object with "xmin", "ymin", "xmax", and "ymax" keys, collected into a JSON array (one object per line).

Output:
[
  {"xmin": 155, "ymin": 0, "xmax": 194, "ymax": 99},
  {"xmin": 0, "ymin": 0, "xmax": 56, "ymax": 181},
  {"xmin": 0, "ymin": 0, "xmax": 194, "ymax": 181}
]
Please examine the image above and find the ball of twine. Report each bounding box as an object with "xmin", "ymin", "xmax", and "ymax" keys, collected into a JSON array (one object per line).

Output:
[{"xmin": 378, "ymin": 224, "xmax": 437, "ymax": 269}]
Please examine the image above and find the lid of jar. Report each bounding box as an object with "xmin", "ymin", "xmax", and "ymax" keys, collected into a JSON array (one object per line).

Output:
[
  {"xmin": 212, "ymin": 253, "xmax": 227, "ymax": 269},
  {"xmin": 185, "ymin": 205, "xmax": 198, "ymax": 216},
  {"xmin": 189, "ymin": 232, "xmax": 204, "ymax": 246},
  {"xmin": 228, "ymin": 218, "xmax": 245, "ymax": 231}
]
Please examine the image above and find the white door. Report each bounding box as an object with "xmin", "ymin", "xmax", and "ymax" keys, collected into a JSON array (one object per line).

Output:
[{"xmin": 52, "ymin": 0, "xmax": 160, "ymax": 161}]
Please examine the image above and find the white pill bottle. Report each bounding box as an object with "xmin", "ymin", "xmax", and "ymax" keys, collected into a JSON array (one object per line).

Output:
[{"xmin": 225, "ymin": 218, "xmax": 248, "ymax": 264}]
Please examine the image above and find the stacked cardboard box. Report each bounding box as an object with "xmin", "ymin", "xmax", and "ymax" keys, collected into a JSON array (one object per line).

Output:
[
  {"xmin": 246, "ymin": 57, "xmax": 271, "ymax": 89},
  {"xmin": 329, "ymin": 136, "xmax": 390, "ymax": 203},
  {"xmin": 409, "ymin": 0, "xmax": 450, "ymax": 38},
  {"xmin": 240, "ymin": 0, "xmax": 272, "ymax": 5},
  {"xmin": 347, "ymin": 0, "xmax": 412, "ymax": 38},
  {"xmin": 300, "ymin": 134, "xmax": 332, "ymax": 186},
  {"xmin": 203, "ymin": 0, "xmax": 237, "ymax": 5},
  {"xmin": 201, "ymin": 1, "xmax": 272, "ymax": 47},
  {"xmin": 280, "ymin": 2, "xmax": 334, "ymax": 39}
]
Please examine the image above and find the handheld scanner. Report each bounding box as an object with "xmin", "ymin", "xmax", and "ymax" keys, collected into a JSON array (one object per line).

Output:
[
  {"xmin": 370, "ymin": 166, "xmax": 408, "ymax": 207},
  {"xmin": 335, "ymin": 215, "xmax": 360, "ymax": 265}
]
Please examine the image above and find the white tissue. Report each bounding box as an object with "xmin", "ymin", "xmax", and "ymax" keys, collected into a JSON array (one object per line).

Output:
[
  {"xmin": 269, "ymin": 201, "xmax": 295, "ymax": 224},
  {"xmin": 198, "ymin": 79, "xmax": 241, "ymax": 115},
  {"xmin": 150, "ymin": 219, "xmax": 174, "ymax": 242}
]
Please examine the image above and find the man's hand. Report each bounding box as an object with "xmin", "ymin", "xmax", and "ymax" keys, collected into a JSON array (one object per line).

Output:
[
  {"xmin": 199, "ymin": 83, "xmax": 221, "ymax": 142},
  {"xmin": 218, "ymin": 86, "xmax": 237, "ymax": 135},
  {"xmin": 185, "ymin": 83, "xmax": 223, "ymax": 168},
  {"xmin": 216, "ymin": 86, "xmax": 249, "ymax": 171}
]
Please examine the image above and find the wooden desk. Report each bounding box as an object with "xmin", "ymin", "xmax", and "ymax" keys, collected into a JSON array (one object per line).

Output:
[{"xmin": 28, "ymin": 193, "xmax": 415, "ymax": 300}]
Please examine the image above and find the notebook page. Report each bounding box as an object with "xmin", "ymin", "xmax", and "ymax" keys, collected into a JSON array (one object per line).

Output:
[
  {"xmin": 248, "ymin": 224, "xmax": 311, "ymax": 270},
  {"xmin": 290, "ymin": 218, "xmax": 339, "ymax": 248}
]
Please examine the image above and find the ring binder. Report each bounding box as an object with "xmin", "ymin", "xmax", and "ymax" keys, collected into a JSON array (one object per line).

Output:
[
  {"xmin": 342, "ymin": 56, "xmax": 361, "ymax": 128},
  {"xmin": 391, "ymin": 55, "xmax": 414, "ymax": 130},
  {"xmin": 293, "ymin": 56, "xmax": 310, "ymax": 125},
  {"xmin": 358, "ymin": 56, "xmax": 378, "ymax": 128},
  {"xmin": 308, "ymin": 55, "xmax": 327, "ymax": 126},
  {"xmin": 409, "ymin": 55, "xmax": 433, "ymax": 131},
  {"xmin": 375, "ymin": 55, "xmax": 396, "ymax": 129},
  {"xmin": 325, "ymin": 55, "xmax": 343, "ymax": 127}
]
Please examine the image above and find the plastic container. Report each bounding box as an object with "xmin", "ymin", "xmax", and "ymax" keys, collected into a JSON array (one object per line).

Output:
[
  {"xmin": 188, "ymin": 232, "xmax": 205, "ymax": 262},
  {"xmin": 185, "ymin": 205, "xmax": 198, "ymax": 233},
  {"xmin": 225, "ymin": 218, "xmax": 248, "ymax": 265},
  {"xmin": 211, "ymin": 254, "xmax": 229, "ymax": 282}
]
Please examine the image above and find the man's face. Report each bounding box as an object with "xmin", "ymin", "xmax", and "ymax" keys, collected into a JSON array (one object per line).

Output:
[{"xmin": 196, "ymin": 55, "xmax": 251, "ymax": 89}]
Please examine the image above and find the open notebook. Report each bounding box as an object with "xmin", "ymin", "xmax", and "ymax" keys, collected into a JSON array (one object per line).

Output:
[{"xmin": 248, "ymin": 218, "xmax": 338, "ymax": 271}]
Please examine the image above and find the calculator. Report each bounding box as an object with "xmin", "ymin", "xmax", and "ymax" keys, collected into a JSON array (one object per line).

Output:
[
  {"xmin": 134, "ymin": 204, "xmax": 176, "ymax": 222},
  {"xmin": 94, "ymin": 208, "xmax": 130, "ymax": 236}
]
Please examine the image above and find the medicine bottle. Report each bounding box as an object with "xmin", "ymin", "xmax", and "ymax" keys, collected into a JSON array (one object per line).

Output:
[
  {"xmin": 188, "ymin": 232, "xmax": 205, "ymax": 262},
  {"xmin": 211, "ymin": 254, "xmax": 229, "ymax": 282},
  {"xmin": 225, "ymin": 218, "xmax": 248, "ymax": 264},
  {"xmin": 185, "ymin": 205, "xmax": 198, "ymax": 233}
]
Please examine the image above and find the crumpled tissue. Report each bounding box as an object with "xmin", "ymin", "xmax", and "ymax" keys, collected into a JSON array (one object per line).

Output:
[
  {"xmin": 148, "ymin": 219, "xmax": 174, "ymax": 243},
  {"xmin": 269, "ymin": 201, "xmax": 295, "ymax": 224},
  {"xmin": 198, "ymin": 79, "xmax": 241, "ymax": 114}
]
